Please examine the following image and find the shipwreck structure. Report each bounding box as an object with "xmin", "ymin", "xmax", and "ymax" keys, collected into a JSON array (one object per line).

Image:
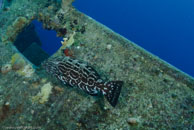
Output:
[{"xmin": 0, "ymin": 0, "xmax": 193, "ymax": 129}]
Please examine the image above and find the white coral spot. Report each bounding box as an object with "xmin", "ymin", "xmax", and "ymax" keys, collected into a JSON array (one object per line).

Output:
[{"xmin": 21, "ymin": 64, "xmax": 34, "ymax": 77}]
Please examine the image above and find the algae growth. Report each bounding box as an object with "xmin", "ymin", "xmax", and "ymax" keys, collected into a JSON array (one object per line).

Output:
[{"xmin": 0, "ymin": 0, "xmax": 193, "ymax": 129}]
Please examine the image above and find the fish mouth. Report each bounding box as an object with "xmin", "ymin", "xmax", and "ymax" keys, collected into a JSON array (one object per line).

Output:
[
  {"xmin": 41, "ymin": 60, "xmax": 50, "ymax": 69},
  {"xmin": 42, "ymin": 60, "xmax": 57, "ymax": 74}
]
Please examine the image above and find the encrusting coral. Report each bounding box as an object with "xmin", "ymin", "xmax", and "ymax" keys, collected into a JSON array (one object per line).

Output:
[
  {"xmin": 17, "ymin": 64, "xmax": 34, "ymax": 78},
  {"xmin": 61, "ymin": 0, "xmax": 75, "ymax": 9},
  {"xmin": 61, "ymin": 31, "xmax": 75, "ymax": 48},
  {"xmin": 2, "ymin": 17, "xmax": 29, "ymax": 44},
  {"xmin": 0, "ymin": 63, "xmax": 12, "ymax": 74},
  {"xmin": 11, "ymin": 53, "xmax": 25, "ymax": 71},
  {"xmin": 32, "ymin": 82, "xmax": 53, "ymax": 104}
]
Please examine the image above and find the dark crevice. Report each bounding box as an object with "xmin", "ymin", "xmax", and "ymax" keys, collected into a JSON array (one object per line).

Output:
[{"xmin": 13, "ymin": 20, "xmax": 62, "ymax": 66}]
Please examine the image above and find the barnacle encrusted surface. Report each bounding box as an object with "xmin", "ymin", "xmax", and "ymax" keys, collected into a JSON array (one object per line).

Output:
[{"xmin": 0, "ymin": 0, "xmax": 193, "ymax": 129}]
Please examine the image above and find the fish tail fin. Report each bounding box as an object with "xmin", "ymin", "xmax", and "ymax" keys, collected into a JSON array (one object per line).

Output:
[{"xmin": 104, "ymin": 81, "xmax": 123, "ymax": 107}]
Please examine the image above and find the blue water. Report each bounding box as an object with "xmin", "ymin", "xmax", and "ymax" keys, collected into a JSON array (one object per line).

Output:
[
  {"xmin": 32, "ymin": 20, "xmax": 62, "ymax": 55},
  {"xmin": 32, "ymin": 0, "xmax": 194, "ymax": 77},
  {"xmin": 73, "ymin": 0, "xmax": 194, "ymax": 77}
]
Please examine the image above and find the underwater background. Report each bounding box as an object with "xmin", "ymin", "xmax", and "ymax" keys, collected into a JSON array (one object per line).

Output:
[
  {"xmin": 72, "ymin": 0, "xmax": 194, "ymax": 77},
  {"xmin": 28, "ymin": 0, "xmax": 194, "ymax": 77},
  {"xmin": 0, "ymin": 0, "xmax": 194, "ymax": 129}
]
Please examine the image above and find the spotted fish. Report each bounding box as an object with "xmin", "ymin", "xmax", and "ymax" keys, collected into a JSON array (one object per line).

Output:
[{"xmin": 42, "ymin": 56, "xmax": 123, "ymax": 107}]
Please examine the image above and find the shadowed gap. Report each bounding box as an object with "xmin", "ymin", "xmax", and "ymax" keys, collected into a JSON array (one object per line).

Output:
[{"xmin": 13, "ymin": 20, "xmax": 62, "ymax": 66}]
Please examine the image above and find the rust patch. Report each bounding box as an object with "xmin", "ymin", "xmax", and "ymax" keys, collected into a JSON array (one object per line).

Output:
[{"xmin": 0, "ymin": 103, "xmax": 23, "ymax": 123}]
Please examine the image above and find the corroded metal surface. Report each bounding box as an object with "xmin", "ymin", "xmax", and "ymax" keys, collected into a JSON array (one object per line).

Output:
[{"xmin": 0, "ymin": 0, "xmax": 193, "ymax": 129}]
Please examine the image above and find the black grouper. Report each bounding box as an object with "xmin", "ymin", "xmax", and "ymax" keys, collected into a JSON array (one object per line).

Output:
[{"xmin": 43, "ymin": 56, "xmax": 123, "ymax": 107}]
